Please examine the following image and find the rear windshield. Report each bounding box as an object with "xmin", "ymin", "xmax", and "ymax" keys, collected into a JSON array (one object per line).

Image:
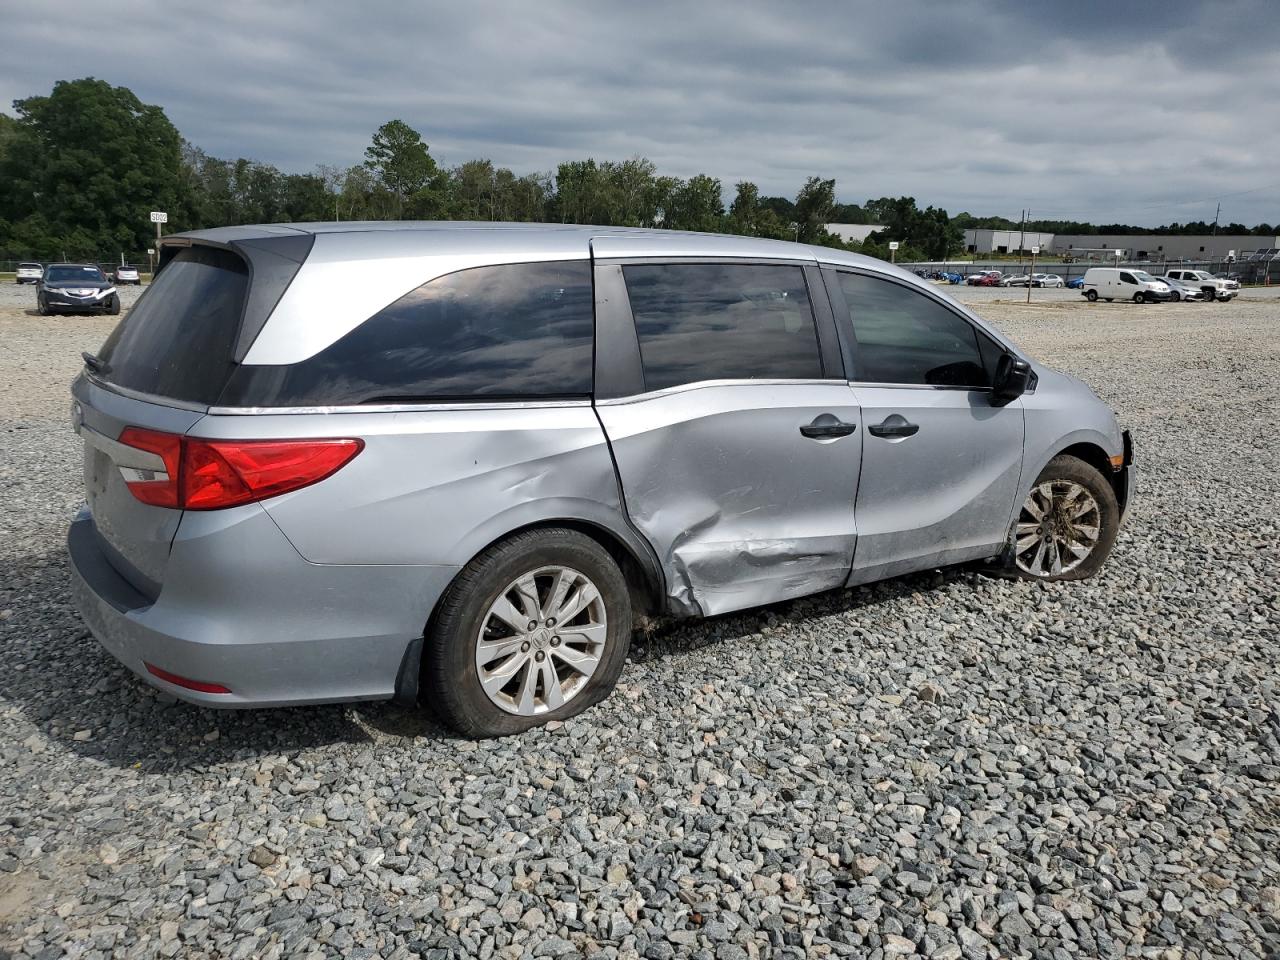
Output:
[{"xmin": 95, "ymin": 247, "xmax": 247, "ymax": 404}]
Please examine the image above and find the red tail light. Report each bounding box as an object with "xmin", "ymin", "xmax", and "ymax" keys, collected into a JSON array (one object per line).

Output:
[
  {"xmin": 117, "ymin": 429, "xmax": 363, "ymax": 510},
  {"xmin": 144, "ymin": 662, "xmax": 232, "ymax": 694}
]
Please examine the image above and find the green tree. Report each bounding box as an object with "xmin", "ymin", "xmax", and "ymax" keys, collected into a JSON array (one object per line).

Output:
[
  {"xmin": 793, "ymin": 177, "xmax": 835, "ymax": 243},
  {"xmin": 728, "ymin": 181, "xmax": 761, "ymax": 235},
  {"xmin": 666, "ymin": 174, "xmax": 723, "ymax": 232},
  {"xmin": 0, "ymin": 78, "xmax": 190, "ymax": 256},
  {"xmin": 364, "ymin": 119, "xmax": 442, "ymax": 218}
]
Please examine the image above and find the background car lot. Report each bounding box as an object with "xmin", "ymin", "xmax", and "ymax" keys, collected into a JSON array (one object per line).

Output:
[{"xmin": 1, "ymin": 284, "xmax": 1278, "ymax": 958}]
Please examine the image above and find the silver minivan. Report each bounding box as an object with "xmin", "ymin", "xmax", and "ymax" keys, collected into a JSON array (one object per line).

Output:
[{"xmin": 69, "ymin": 222, "xmax": 1133, "ymax": 736}]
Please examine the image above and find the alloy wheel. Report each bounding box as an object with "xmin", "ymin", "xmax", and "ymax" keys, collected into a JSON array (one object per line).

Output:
[
  {"xmin": 1014, "ymin": 480, "xmax": 1102, "ymax": 577},
  {"xmin": 474, "ymin": 565, "xmax": 607, "ymax": 716}
]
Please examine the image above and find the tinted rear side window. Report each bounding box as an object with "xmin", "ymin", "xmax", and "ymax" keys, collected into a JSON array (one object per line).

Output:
[
  {"xmin": 836, "ymin": 272, "xmax": 989, "ymax": 388},
  {"xmin": 222, "ymin": 260, "xmax": 593, "ymax": 406},
  {"xmin": 96, "ymin": 246, "xmax": 248, "ymax": 404},
  {"xmin": 622, "ymin": 263, "xmax": 822, "ymax": 391}
]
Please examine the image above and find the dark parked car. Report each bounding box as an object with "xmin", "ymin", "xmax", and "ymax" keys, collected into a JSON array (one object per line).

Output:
[{"xmin": 37, "ymin": 264, "xmax": 120, "ymax": 315}]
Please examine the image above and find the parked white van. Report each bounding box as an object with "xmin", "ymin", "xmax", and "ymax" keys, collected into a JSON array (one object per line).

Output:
[{"xmin": 1081, "ymin": 268, "xmax": 1174, "ymax": 304}]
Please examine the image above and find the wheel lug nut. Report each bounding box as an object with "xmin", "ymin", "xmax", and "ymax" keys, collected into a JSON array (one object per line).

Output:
[
  {"xmin": 520, "ymin": 642, "xmax": 530, "ymax": 652},
  {"xmin": 535, "ymin": 651, "xmax": 545, "ymax": 662},
  {"xmin": 551, "ymin": 636, "xmax": 561, "ymax": 646},
  {"xmin": 546, "ymin": 618, "xmax": 556, "ymax": 627}
]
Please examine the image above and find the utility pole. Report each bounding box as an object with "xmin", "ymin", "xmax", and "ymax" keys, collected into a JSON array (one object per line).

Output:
[
  {"xmin": 1019, "ymin": 208, "xmax": 1027, "ymax": 268},
  {"xmin": 1212, "ymin": 201, "xmax": 1220, "ymax": 236}
]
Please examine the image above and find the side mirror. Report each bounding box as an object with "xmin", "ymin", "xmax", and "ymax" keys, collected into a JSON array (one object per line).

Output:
[{"xmin": 992, "ymin": 353, "xmax": 1032, "ymax": 404}]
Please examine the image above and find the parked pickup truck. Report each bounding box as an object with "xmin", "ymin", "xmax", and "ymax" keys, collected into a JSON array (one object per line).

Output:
[{"xmin": 1162, "ymin": 268, "xmax": 1238, "ymax": 302}]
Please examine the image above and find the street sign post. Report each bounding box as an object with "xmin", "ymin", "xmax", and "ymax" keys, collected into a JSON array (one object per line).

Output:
[
  {"xmin": 150, "ymin": 211, "xmax": 168, "ymax": 256},
  {"xmin": 1027, "ymin": 247, "xmax": 1041, "ymax": 303},
  {"xmin": 888, "ymin": 241, "xmax": 899, "ymax": 264}
]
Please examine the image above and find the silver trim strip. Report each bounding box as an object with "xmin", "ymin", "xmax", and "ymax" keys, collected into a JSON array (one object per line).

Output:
[
  {"xmin": 82, "ymin": 374, "xmax": 211, "ymax": 413},
  {"xmin": 593, "ymin": 378, "xmax": 842, "ymax": 406},
  {"xmin": 205, "ymin": 398, "xmax": 595, "ymax": 416},
  {"xmin": 75, "ymin": 421, "xmax": 167, "ymax": 472}
]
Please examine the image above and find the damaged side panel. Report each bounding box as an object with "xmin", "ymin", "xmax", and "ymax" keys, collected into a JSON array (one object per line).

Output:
[
  {"xmin": 847, "ymin": 385, "xmax": 1024, "ymax": 584},
  {"xmin": 596, "ymin": 382, "xmax": 862, "ymax": 616}
]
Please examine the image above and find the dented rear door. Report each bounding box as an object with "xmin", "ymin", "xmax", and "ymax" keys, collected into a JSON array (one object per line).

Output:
[{"xmin": 592, "ymin": 252, "xmax": 861, "ymax": 616}]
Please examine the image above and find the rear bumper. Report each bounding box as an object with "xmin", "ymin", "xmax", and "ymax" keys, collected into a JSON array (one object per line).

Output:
[{"xmin": 67, "ymin": 508, "xmax": 459, "ymax": 708}]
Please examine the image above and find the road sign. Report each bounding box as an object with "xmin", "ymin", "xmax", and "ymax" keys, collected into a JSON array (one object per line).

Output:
[
  {"xmin": 1115, "ymin": 249, "xmax": 1123, "ymax": 258},
  {"xmin": 888, "ymin": 242, "xmax": 899, "ymax": 251},
  {"xmin": 150, "ymin": 211, "xmax": 168, "ymax": 223},
  {"xmin": 147, "ymin": 248, "xmax": 156, "ymax": 255},
  {"xmin": 1031, "ymin": 246, "xmax": 1040, "ymax": 255}
]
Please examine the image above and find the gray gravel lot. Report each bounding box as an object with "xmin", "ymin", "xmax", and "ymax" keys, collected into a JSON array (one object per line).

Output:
[{"xmin": 1, "ymin": 285, "xmax": 1278, "ymax": 959}]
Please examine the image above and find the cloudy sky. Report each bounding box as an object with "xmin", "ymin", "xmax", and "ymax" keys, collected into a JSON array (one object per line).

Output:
[{"xmin": 4, "ymin": 0, "xmax": 1278, "ymax": 226}]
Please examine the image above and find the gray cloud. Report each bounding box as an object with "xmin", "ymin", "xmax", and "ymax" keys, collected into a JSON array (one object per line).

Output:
[{"xmin": 2, "ymin": 0, "xmax": 1277, "ymax": 226}]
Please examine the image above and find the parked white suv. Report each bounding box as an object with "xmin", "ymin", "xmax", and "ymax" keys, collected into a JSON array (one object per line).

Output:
[
  {"xmin": 15, "ymin": 262, "xmax": 43, "ymax": 284},
  {"xmin": 1162, "ymin": 269, "xmax": 1238, "ymax": 302}
]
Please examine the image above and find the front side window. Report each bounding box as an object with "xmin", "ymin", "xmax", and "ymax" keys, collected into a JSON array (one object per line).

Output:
[
  {"xmin": 835, "ymin": 272, "xmax": 990, "ymax": 388},
  {"xmin": 622, "ymin": 263, "xmax": 822, "ymax": 392},
  {"xmin": 1120, "ymin": 272, "xmax": 1136, "ymax": 284},
  {"xmin": 222, "ymin": 260, "xmax": 594, "ymax": 405}
]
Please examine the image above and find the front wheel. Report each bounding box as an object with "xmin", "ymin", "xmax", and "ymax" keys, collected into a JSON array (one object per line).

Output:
[
  {"xmin": 1170, "ymin": 291, "xmax": 1181, "ymax": 301},
  {"xmin": 1133, "ymin": 292, "xmax": 1146, "ymax": 304},
  {"xmin": 105, "ymin": 294, "xmax": 121, "ymax": 316},
  {"xmin": 1011, "ymin": 455, "xmax": 1120, "ymax": 581},
  {"xmin": 426, "ymin": 528, "xmax": 633, "ymax": 737}
]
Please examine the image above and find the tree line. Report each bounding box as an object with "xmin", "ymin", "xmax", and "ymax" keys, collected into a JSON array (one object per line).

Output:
[
  {"xmin": 2, "ymin": 79, "xmax": 1270, "ymax": 269},
  {"xmin": 0, "ymin": 78, "xmax": 967, "ymax": 263}
]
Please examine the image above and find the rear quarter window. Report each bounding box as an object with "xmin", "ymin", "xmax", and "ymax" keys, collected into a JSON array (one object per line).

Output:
[
  {"xmin": 221, "ymin": 260, "xmax": 594, "ymax": 406},
  {"xmin": 95, "ymin": 246, "xmax": 248, "ymax": 404}
]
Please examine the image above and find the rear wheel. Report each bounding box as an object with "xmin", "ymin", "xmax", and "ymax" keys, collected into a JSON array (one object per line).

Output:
[
  {"xmin": 426, "ymin": 528, "xmax": 633, "ymax": 737},
  {"xmin": 1011, "ymin": 455, "xmax": 1119, "ymax": 582},
  {"xmin": 1085, "ymin": 290, "xmax": 1098, "ymax": 302}
]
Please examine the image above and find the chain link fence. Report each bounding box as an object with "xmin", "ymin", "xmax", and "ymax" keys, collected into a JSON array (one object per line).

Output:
[
  {"xmin": 902, "ymin": 257, "xmax": 1279, "ymax": 286},
  {"xmin": 2, "ymin": 252, "xmax": 154, "ymax": 276}
]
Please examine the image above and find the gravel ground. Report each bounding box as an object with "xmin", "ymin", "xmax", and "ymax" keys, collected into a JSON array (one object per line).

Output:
[{"xmin": 1, "ymin": 285, "xmax": 1278, "ymax": 960}]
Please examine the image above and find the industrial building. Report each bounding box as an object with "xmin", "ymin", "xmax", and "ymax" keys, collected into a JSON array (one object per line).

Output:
[
  {"xmin": 963, "ymin": 229, "xmax": 1056, "ymax": 255},
  {"xmin": 827, "ymin": 223, "xmax": 885, "ymax": 243},
  {"xmin": 963, "ymin": 228, "xmax": 1277, "ymax": 262},
  {"xmin": 1051, "ymin": 234, "xmax": 1276, "ymax": 262}
]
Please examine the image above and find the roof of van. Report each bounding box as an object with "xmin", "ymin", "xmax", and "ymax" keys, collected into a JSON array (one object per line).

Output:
[{"xmin": 163, "ymin": 220, "xmax": 892, "ymax": 273}]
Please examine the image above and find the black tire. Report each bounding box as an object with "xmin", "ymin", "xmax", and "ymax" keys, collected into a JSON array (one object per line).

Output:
[
  {"xmin": 426, "ymin": 527, "xmax": 633, "ymax": 737},
  {"xmin": 36, "ymin": 295, "xmax": 49, "ymax": 316},
  {"xmin": 106, "ymin": 294, "xmax": 121, "ymax": 316},
  {"xmin": 1170, "ymin": 291, "xmax": 1181, "ymax": 302},
  {"xmin": 1133, "ymin": 292, "xmax": 1145, "ymax": 304},
  {"xmin": 1085, "ymin": 290, "xmax": 1098, "ymax": 302},
  {"xmin": 1009, "ymin": 454, "xmax": 1120, "ymax": 582}
]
